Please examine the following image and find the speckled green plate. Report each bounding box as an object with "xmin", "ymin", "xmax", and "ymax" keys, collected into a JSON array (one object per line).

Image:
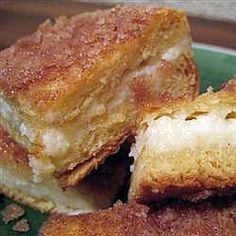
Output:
[{"xmin": 0, "ymin": 44, "xmax": 236, "ymax": 236}]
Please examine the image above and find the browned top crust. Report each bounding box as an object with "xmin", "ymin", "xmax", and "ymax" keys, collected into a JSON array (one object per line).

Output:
[
  {"xmin": 40, "ymin": 202, "xmax": 155, "ymax": 236},
  {"xmin": 40, "ymin": 197, "xmax": 236, "ymax": 236},
  {"xmin": 148, "ymin": 197, "xmax": 236, "ymax": 236},
  {"xmin": 0, "ymin": 6, "xmax": 187, "ymax": 121}
]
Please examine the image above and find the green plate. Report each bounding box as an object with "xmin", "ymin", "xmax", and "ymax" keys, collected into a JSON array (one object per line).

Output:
[
  {"xmin": 193, "ymin": 43, "xmax": 236, "ymax": 92},
  {"xmin": 0, "ymin": 44, "xmax": 236, "ymax": 236}
]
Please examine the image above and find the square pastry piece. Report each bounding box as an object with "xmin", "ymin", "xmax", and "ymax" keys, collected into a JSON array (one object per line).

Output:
[
  {"xmin": 129, "ymin": 89, "xmax": 236, "ymax": 202},
  {"xmin": 0, "ymin": 5, "xmax": 198, "ymax": 187}
]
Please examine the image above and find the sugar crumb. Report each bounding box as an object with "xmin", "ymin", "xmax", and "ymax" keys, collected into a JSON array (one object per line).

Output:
[
  {"xmin": 13, "ymin": 219, "xmax": 30, "ymax": 233},
  {"xmin": 1, "ymin": 204, "xmax": 25, "ymax": 224}
]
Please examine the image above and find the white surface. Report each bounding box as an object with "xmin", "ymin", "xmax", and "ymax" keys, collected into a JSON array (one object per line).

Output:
[{"xmin": 42, "ymin": 128, "xmax": 70, "ymax": 158}]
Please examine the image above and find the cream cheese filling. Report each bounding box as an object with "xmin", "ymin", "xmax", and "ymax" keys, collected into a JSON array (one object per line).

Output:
[{"xmin": 131, "ymin": 109, "xmax": 236, "ymax": 159}]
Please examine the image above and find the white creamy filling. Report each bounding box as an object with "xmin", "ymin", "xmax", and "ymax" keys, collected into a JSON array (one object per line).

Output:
[
  {"xmin": 131, "ymin": 110, "xmax": 236, "ymax": 158},
  {"xmin": 162, "ymin": 38, "xmax": 189, "ymax": 61},
  {"xmin": 42, "ymin": 128, "xmax": 70, "ymax": 158},
  {"xmin": 0, "ymin": 166, "xmax": 102, "ymax": 215}
]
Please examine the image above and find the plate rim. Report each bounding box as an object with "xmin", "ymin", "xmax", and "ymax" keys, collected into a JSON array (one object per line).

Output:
[{"xmin": 193, "ymin": 42, "xmax": 236, "ymax": 56}]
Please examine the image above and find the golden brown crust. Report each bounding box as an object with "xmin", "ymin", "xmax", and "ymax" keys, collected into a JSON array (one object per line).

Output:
[
  {"xmin": 0, "ymin": 6, "xmax": 158, "ymax": 95},
  {"xmin": 131, "ymin": 146, "xmax": 236, "ymax": 202},
  {"xmin": 40, "ymin": 202, "xmax": 155, "ymax": 236},
  {"xmin": 40, "ymin": 198, "xmax": 236, "ymax": 236},
  {"xmin": 0, "ymin": 6, "xmax": 189, "ymax": 123},
  {"xmin": 138, "ymin": 183, "xmax": 236, "ymax": 203},
  {"xmin": 148, "ymin": 197, "xmax": 236, "ymax": 236}
]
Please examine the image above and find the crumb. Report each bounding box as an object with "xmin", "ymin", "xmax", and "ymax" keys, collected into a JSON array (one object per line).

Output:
[
  {"xmin": 207, "ymin": 86, "xmax": 214, "ymax": 93},
  {"xmin": 0, "ymin": 204, "xmax": 25, "ymax": 224},
  {"xmin": 13, "ymin": 219, "xmax": 30, "ymax": 233}
]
